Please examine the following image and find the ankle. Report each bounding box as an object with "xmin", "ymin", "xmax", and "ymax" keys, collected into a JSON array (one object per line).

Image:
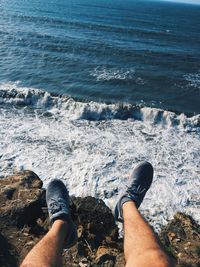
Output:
[
  {"xmin": 53, "ymin": 219, "xmax": 68, "ymax": 229},
  {"xmin": 122, "ymin": 201, "xmax": 138, "ymax": 219},
  {"xmin": 123, "ymin": 200, "xmax": 137, "ymax": 211}
]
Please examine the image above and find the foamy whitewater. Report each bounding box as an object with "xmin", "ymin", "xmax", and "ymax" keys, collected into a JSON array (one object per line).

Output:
[{"xmin": 0, "ymin": 82, "xmax": 199, "ymax": 231}]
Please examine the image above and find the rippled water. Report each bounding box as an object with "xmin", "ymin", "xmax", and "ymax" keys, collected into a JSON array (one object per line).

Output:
[{"xmin": 0, "ymin": 0, "xmax": 200, "ymax": 114}]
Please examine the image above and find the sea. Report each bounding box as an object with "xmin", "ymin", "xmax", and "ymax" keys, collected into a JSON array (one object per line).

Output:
[{"xmin": 0, "ymin": 0, "xmax": 199, "ymax": 231}]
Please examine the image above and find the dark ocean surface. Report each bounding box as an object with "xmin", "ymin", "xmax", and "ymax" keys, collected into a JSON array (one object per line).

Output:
[{"xmin": 0, "ymin": 0, "xmax": 200, "ymax": 115}]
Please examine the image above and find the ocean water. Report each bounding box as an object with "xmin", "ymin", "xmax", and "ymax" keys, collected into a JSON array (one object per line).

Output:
[{"xmin": 0, "ymin": 0, "xmax": 200, "ymax": 230}]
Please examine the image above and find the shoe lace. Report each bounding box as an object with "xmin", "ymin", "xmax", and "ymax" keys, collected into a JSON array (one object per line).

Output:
[
  {"xmin": 49, "ymin": 198, "xmax": 67, "ymax": 214},
  {"xmin": 126, "ymin": 184, "xmax": 146, "ymax": 196}
]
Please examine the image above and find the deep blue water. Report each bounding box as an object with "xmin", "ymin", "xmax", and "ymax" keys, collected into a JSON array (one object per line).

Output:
[{"xmin": 0, "ymin": 0, "xmax": 200, "ymax": 114}]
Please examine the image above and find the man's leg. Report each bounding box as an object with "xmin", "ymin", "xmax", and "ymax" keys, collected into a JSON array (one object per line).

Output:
[
  {"xmin": 115, "ymin": 161, "xmax": 174, "ymax": 267},
  {"xmin": 20, "ymin": 179, "xmax": 77, "ymax": 267},
  {"xmin": 123, "ymin": 201, "xmax": 172, "ymax": 267},
  {"xmin": 20, "ymin": 219, "xmax": 68, "ymax": 267}
]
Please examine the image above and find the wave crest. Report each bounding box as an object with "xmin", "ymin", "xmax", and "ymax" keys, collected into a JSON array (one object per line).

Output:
[{"xmin": 0, "ymin": 82, "xmax": 199, "ymax": 130}]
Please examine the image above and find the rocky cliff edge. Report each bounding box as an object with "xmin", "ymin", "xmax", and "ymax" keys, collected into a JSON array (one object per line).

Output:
[{"xmin": 0, "ymin": 171, "xmax": 199, "ymax": 267}]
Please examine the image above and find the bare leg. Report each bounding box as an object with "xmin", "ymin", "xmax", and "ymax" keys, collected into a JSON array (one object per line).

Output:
[
  {"xmin": 20, "ymin": 219, "xmax": 68, "ymax": 267},
  {"xmin": 123, "ymin": 201, "xmax": 173, "ymax": 267}
]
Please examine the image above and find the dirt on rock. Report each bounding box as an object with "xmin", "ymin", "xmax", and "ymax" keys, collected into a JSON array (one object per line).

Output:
[{"xmin": 0, "ymin": 171, "xmax": 199, "ymax": 267}]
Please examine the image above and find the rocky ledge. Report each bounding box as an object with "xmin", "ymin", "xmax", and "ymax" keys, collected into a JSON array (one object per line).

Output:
[{"xmin": 0, "ymin": 171, "xmax": 199, "ymax": 267}]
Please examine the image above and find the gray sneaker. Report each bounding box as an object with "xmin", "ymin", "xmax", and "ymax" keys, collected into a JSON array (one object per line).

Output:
[
  {"xmin": 114, "ymin": 161, "xmax": 153, "ymax": 222},
  {"xmin": 46, "ymin": 179, "xmax": 77, "ymax": 248}
]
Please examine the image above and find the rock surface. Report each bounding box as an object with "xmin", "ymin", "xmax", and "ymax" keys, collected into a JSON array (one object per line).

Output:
[
  {"xmin": 160, "ymin": 213, "xmax": 200, "ymax": 267},
  {"xmin": 0, "ymin": 171, "xmax": 199, "ymax": 267}
]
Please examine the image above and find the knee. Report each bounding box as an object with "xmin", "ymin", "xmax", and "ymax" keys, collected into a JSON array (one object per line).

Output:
[
  {"xmin": 21, "ymin": 264, "xmax": 50, "ymax": 267},
  {"xmin": 20, "ymin": 262, "xmax": 49, "ymax": 267},
  {"xmin": 145, "ymin": 249, "xmax": 173, "ymax": 267},
  {"xmin": 20, "ymin": 264, "xmax": 31, "ymax": 267},
  {"xmin": 126, "ymin": 249, "xmax": 173, "ymax": 267},
  {"xmin": 150, "ymin": 250, "xmax": 172, "ymax": 267},
  {"xmin": 20, "ymin": 263, "xmax": 36, "ymax": 267}
]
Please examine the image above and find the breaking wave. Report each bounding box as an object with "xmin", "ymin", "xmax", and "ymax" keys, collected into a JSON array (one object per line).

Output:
[
  {"xmin": 0, "ymin": 82, "xmax": 199, "ymax": 231},
  {"xmin": 0, "ymin": 82, "xmax": 199, "ymax": 131}
]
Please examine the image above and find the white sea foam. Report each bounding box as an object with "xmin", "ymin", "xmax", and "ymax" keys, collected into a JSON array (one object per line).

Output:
[
  {"xmin": 90, "ymin": 67, "xmax": 145, "ymax": 83},
  {"xmin": 184, "ymin": 72, "xmax": 200, "ymax": 90},
  {"xmin": 0, "ymin": 82, "xmax": 199, "ymax": 231},
  {"xmin": 0, "ymin": 82, "xmax": 199, "ymax": 130}
]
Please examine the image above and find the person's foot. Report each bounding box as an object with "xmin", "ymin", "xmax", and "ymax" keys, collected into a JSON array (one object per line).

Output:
[
  {"xmin": 46, "ymin": 179, "xmax": 77, "ymax": 248},
  {"xmin": 114, "ymin": 161, "xmax": 153, "ymax": 222}
]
